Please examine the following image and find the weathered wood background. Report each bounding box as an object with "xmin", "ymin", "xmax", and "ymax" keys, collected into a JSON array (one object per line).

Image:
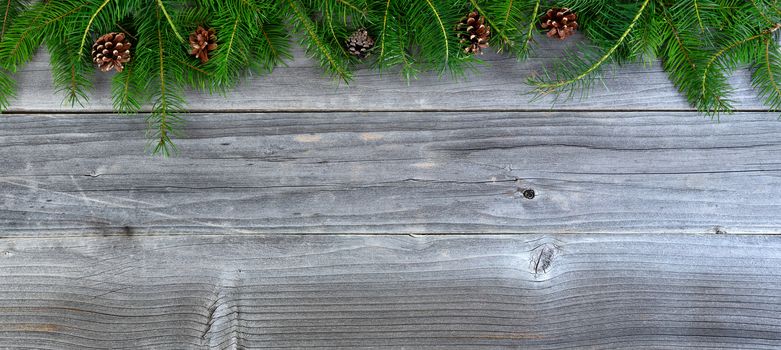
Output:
[{"xmin": 2, "ymin": 38, "xmax": 781, "ymax": 349}]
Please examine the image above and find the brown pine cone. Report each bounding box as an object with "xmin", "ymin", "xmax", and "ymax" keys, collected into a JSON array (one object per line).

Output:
[
  {"xmin": 91, "ymin": 32, "xmax": 132, "ymax": 72},
  {"xmin": 457, "ymin": 11, "xmax": 490, "ymax": 54},
  {"xmin": 540, "ymin": 8, "xmax": 578, "ymax": 39},
  {"xmin": 346, "ymin": 29, "xmax": 375, "ymax": 58},
  {"xmin": 189, "ymin": 26, "xmax": 218, "ymax": 63}
]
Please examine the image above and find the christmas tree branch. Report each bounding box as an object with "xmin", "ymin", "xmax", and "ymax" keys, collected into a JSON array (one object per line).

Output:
[
  {"xmin": 520, "ymin": 0, "xmax": 539, "ymax": 56},
  {"xmin": 150, "ymin": 8, "xmax": 179, "ymax": 156},
  {"xmin": 113, "ymin": 64, "xmax": 139, "ymax": 113},
  {"xmin": 156, "ymin": 0, "xmax": 185, "ymax": 43},
  {"xmin": 531, "ymin": 0, "xmax": 650, "ymax": 92},
  {"xmin": 377, "ymin": 0, "xmax": 392, "ymax": 66},
  {"xmin": 285, "ymin": 0, "xmax": 350, "ymax": 81},
  {"xmin": 155, "ymin": 24, "xmax": 172, "ymax": 154},
  {"xmin": 1, "ymin": 0, "xmax": 13, "ymax": 40},
  {"xmin": 0, "ymin": 0, "xmax": 20, "ymax": 109},
  {"xmin": 660, "ymin": 5, "xmax": 696, "ymax": 72},
  {"xmin": 751, "ymin": 32, "xmax": 781, "ymax": 115},
  {"xmin": 0, "ymin": 70, "xmax": 11, "ymax": 110},
  {"xmin": 324, "ymin": 4, "xmax": 350, "ymax": 57},
  {"xmin": 79, "ymin": 0, "xmax": 111, "ymax": 56},
  {"xmin": 336, "ymin": 0, "xmax": 366, "ymax": 16},
  {"xmin": 700, "ymin": 32, "xmax": 767, "ymax": 105},
  {"xmin": 469, "ymin": 0, "xmax": 510, "ymax": 46},
  {"xmin": 762, "ymin": 39, "xmax": 781, "ymax": 102},
  {"xmin": 49, "ymin": 23, "xmax": 91, "ymax": 107},
  {"xmin": 693, "ymin": 0, "xmax": 704, "ymax": 32},
  {"xmin": 748, "ymin": 0, "xmax": 775, "ymax": 26},
  {"xmin": 423, "ymin": 0, "xmax": 448, "ymax": 69}
]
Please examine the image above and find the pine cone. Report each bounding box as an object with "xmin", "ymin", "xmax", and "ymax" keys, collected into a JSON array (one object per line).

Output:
[
  {"xmin": 91, "ymin": 32, "xmax": 132, "ymax": 73},
  {"xmin": 346, "ymin": 29, "xmax": 374, "ymax": 58},
  {"xmin": 457, "ymin": 11, "xmax": 490, "ymax": 55},
  {"xmin": 540, "ymin": 8, "xmax": 578, "ymax": 39},
  {"xmin": 189, "ymin": 26, "xmax": 218, "ymax": 63}
]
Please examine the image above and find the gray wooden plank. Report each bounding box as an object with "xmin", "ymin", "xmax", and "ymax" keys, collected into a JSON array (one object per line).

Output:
[
  {"xmin": 0, "ymin": 234, "xmax": 780, "ymax": 349},
  {"xmin": 5, "ymin": 35, "xmax": 770, "ymax": 112},
  {"xmin": 2, "ymin": 111, "xmax": 780, "ymax": 235}
]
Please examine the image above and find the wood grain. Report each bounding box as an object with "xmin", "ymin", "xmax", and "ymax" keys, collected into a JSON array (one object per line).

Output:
[
  {"xmin": 6, "ymin": 36, "xmax": 771, "ymax": 113},
  {"xmin": 1, "ymin": 234, "xmax": 780, "ymax": 349},
  {"xmin": 2, "ymin": 111, "xmax": 781, "ymax": 235}
]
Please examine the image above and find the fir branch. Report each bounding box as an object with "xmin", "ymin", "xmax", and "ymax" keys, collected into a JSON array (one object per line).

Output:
[
  {"xmin": 223, "ymin": 16, "xmax": 240, "ymax": 70},
  {"xmin": 0, "ymin": 2, "xmax": 46, "ymax": 71},
  {"xmin": 130, "ymin": 2, "xmax": 187, "ymax": 156},
  {"xmin": 284, "ymin": 0, "xmax": 351, "ymax": 81},
  {"xmin": 520, "ymin": 0, "xmax": 540, "ymax": 56},
  {"xmin": 473, "ymin": 0, "xmax": 537, "ymax": 57},
  {"xmin": 376, "ymin": 0, "xmax": 393, "ymax": 68},
  {"xmin": 748, "ymin": 0, "xmax": 775, "ymax": 26},
  {"xmin": 693, "ymin": 0, "xmax": 704, "ymax": 32},
  {"xmin": 395, "ymin": 20, "xmax": 417, "ymax": 80},
  {"xmin": 323, "ymin": 4, "xmax": 349, "ymax": 57},
  {"xmin": 752, "ymin": 34, "xmax": 781, "ymax": 115},
  {"xmin": 502, "ymin": 0, "xmax": 514, "ymax": 33},
  {"xmin": 155, "ymin": 22, "xmax": 173, "ymax": 155},
  {"xmin": 200, "ymin": 0, "xmax": 252, "ymax": 91},
  {"xmin": 468, "ymin": 0, "xmax": 510, "ymax": 47},
  {"xmin": 762, "ymin": 39, "xmax": 781, "ymax": 103},
  {"xmin": 79, "ymin": 0, "xmax": 111, "ymax": 56},
  {"xmin": 2, "ymin": 0, "xmax": 9, "ymax": 39},
  {"xmin": 336, "ymin": 0, "xmax": 366, "ymax": 16},
  {"xmin": 1, "ymin": 0, "xmax": 19, "ymax": 40},
  {"xmin": 258, "ymin": 24, "xmax": 283, "ymax": 67},
  {"xmin": 48, "ymin": 23, "xmax": 92, "ymax": 107},
  {"xmin": 423, "ymin": 0, "xmax": 448, "ymax": 69},
  {"xmin": 400, "ymin": 0, "xmax": 471, "ymax": 76},
  {"xmin": 156, "ymin": 0, "xmax": 185, "ymax": 43},
  {"xmin": 0, "ymin": 70, "xmax": 12, "ymax": 110},
  {"xmin": 661, "ymin": 6, "xmax": 696, "ymax": 72},
  {"xmin": 699, "ymin": 31, "xmax": 768, "ymax": 112},
  {"xmin": 112, "ymin": 63, "xmax": 141, "ymax": 113},
  {"xmin": 531, "ymin": 0, "xmax": 651, "ymax": 93},
  {"xmin": 150, "ymin": 7, "xmax": 183, "ymax": 156},
  {"xmin": 0, "ymin": 0, "xmax": 21, "ymax": 110},
  {"xmin": 252, "ymin": 19, "xmax": 291, "ymax": 73}
]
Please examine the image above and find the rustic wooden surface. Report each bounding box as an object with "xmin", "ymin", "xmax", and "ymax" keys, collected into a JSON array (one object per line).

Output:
[
  {"xmin": 2, "ymin": 38, "xmax": 781, "ymax": 349},
  {"xmin": 1, "ymin": 234, "xmax": 780, "ymax": 349},
  {"xmin": 2, "ymin": 111, "xmax": 781, "ymax": 235}
]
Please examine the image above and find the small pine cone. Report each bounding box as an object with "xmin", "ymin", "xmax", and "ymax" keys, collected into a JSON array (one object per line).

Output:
[
  {"xmin": 540, "ymin": 8, "xmax": 578, "ymax": 39},
  {"xmin": 91, "ymin": 32, "xmax": 132, "ymax": 73},
  {"xmin": 189, "ymin": 26, "xmax": 218, "ymax": 63},
  {"xmin": 346, "ymin": 29, "xmax": 375, "ymax": 58},
  {"xmin": 457, "ymin": 11, "xmax": 490, "ymax": 55}
]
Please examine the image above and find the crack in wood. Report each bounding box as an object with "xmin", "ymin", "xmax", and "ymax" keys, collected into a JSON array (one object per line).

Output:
[{"xmin": 201, "ymin": 297, "xmax": 219, "ymax": 340}]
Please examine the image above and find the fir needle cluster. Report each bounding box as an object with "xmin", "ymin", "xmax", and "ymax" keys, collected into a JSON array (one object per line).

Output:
[{"xmin": 0, "ymin": 0, "xmax": 780, "ymax": 155}]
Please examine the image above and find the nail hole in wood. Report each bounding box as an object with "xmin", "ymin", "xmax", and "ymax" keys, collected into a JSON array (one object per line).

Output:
[{"xmin": 522, "ymin": 189, "xmax": 535, "ymax": 199}]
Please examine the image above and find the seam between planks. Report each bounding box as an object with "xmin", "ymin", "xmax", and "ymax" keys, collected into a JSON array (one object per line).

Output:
[
  {"xmin": 2, "ymin": 108, "xmax": 779, "ymax": 114},
  {"xmin": 2, "ymin": 232, "xmax": 778, "ymax": 239}
]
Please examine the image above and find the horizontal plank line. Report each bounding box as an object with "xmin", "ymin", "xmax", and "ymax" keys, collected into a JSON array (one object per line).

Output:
[
  {"xmin": 2, "ymin": 108, "xmax": 779, "ymax": 115},
  {"xmin": 3, "ymin": 232, "xmax": 779, "ymax": 239}
]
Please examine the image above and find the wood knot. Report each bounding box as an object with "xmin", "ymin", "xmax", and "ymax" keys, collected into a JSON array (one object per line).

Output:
[
  {"xmin": 522, "ymin": 189, "xmax": 535, "ymax": 199},
  {"xmin": 531, "ymin": 243, "xmax": 557, "ymax": 276}
]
